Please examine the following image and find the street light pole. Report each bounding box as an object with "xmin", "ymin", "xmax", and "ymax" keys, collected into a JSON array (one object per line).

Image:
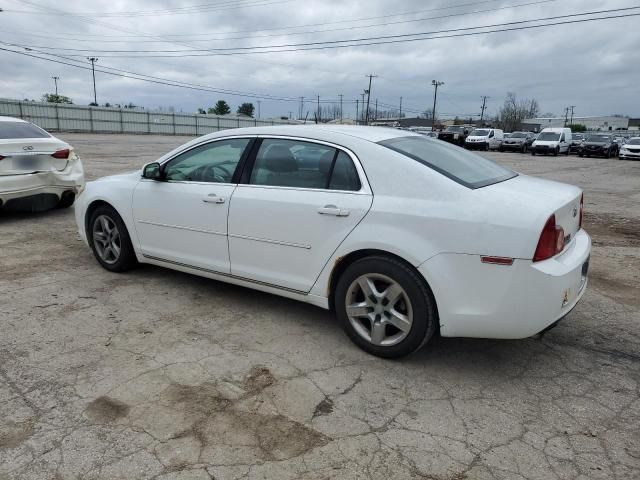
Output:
[
  {"xmin": 338, "ymin": 94, "xmax": 343, "ymax": 123},
  {"xmin": 431, "ymin": 80, "xmax": 444, "ymax": 132},
  {"xmin": 52, "ymin": 76, "xmax": 59, "ymax": 96},
  {"xmin": 87, "ymin": 57, "xmax": 98, "ymax": 105}
]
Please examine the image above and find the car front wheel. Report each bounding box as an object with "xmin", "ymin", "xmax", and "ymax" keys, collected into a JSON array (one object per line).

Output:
[
  {"xmin": 88, "ymin": 205, "xmax": 137, "ymax": 272},
  {"xmin": 335, "ymin": 256, "xmax": 437, "ymax": 358}
]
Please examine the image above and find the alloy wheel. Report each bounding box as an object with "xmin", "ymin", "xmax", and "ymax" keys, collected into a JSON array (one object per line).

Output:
[
  {"xmin": 92, "ymin": 214, "xmax": 121, "ymax": 264},
  {"xmin": 345, "ymin": 273, "xmax": 413, "ymax": 347}
]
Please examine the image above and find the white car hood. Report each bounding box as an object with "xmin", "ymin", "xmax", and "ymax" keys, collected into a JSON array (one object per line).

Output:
[{"xmin": 466, "ymin": 135, "xmax": 489, "ymax": 141}]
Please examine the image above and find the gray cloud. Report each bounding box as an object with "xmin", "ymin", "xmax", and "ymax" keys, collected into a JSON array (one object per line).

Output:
[{"xmin": 1, "ymin": 0, "xmax": 639, "ymax": 119}]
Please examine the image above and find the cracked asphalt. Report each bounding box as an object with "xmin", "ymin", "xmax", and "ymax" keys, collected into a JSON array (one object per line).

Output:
[{"xmin": 1, "ymin": 133, "xmax": 639, "ymax": 480}]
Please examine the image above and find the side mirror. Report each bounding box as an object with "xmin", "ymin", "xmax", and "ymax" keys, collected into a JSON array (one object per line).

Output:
[{"xmin": 142, "ymin": 162, "xmax": 162, "ymax": 180}]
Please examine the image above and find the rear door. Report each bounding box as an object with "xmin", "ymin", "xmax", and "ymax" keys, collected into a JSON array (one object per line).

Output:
[{"xmin": 228, "ymin": 137, "xmax": 372, "ymax": 292}]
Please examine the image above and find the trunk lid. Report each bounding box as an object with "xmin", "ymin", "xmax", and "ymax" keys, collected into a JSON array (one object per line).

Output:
[
  {"xmin": 0, "ymin": 137, "xmax": 71, "ymax": 176},
  {"xmin": 473, "ymin": 174, "xmax": 583, "ymax": 258}
]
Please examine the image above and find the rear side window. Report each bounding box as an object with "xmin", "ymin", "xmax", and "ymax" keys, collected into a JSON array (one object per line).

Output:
[
  {"xmin": 378, "ymin": 136, "xmax": 517, "ymax": 189},
  {"xmin": 249, "ymin": 139, "xmax": 361, "ymax": 191},
  {"xmin": 0, "ymin": 121, "xmax": 50, "ymax": 139}
]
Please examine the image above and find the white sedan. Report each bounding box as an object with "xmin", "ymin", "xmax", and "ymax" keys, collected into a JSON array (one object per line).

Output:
[
  {"xmin": 0, "ymin": 116, "xmax": 84, "ymax": 211},
  {"xmin": 619, "ymin": 137, "xmax": 640, "ymax": 160},
  {"xmin": 75, "ymin": 126, "xmax": 590, "ymax": 358}
]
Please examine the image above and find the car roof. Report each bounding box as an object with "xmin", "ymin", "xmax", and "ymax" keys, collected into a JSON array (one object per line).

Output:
[
  {"xmin": 0, "ymin": 116, "xmax": 28, "ymax": 123},
  {"xmin": 199, "ymin": 125, "xmax": 417, "ymax": 144}
]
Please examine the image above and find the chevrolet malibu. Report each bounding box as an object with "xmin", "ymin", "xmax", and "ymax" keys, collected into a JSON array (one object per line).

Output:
[
  {"xmin": 0, "ymin": 116, "xmax": 84, "ymax": 211},
  {"xmin": 75, "ymin": 126, "xmax": 590, "ymax": 358}
]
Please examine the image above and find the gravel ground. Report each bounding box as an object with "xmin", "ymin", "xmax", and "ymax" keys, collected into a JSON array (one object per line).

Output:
[{"xmin": 1, "ymin": 133, "xmax": 639, "ymax": 480}]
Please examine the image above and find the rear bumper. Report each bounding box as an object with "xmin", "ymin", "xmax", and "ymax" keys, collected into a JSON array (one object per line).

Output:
[
  {"xmin": 418, "ymin": 229, "xmax": 591, "ymax": 339},
  {"xmin": 0, "ymin": 159, "xmax": 84, "ymax": 207}
]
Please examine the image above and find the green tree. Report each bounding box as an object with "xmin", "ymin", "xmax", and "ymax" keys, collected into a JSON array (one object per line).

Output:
[
  {"xmin": 197, "ymin": 108, "xmax": 206, "ymax": 114},
  {"xmin": 568, "ymin": 123, "xmax": 587, "ymax": 132},
  {"xmin": 42, "ymin": 93, "xmax": 73, "ymax": 104},
  {"xmin": 237, "ymin": 102, "xmax": 255, "ymax": 118},
  {"xmin": 210, "ymin": 100, "xmax": 231, "ymax": 115}
]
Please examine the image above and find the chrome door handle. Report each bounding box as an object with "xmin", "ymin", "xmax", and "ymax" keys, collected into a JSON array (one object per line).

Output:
[
  {"xmin": 318, "ymin": 205, "xmax": 350, "ymax": 217},
  {"xmin": 203, "ymin": 194, "xmax": 225, "ymax": 204}
]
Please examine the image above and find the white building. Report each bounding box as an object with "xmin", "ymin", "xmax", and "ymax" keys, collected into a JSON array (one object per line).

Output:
[{"xmin": 522, "ymin": 116, "xmax": 630, "ymax": 132}]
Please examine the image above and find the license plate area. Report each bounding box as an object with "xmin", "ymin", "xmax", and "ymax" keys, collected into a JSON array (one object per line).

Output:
[{"xmin": 16, "ymin": 155, "xmax": 40, "ymax": 171}]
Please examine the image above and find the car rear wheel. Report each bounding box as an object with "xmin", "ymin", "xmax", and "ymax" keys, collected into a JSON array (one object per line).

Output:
[
  {"xmin": 335, "ymin": 256, "xmax": 437, "ymax": 358},
  {"xmin": 88, "ymin": 205, "xmax": 137, "ymax": 272}
]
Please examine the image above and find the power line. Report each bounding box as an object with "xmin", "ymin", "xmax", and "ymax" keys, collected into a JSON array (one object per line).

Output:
[
  {"xmin": 0, "ymin": 0, "xmax": 559, "ymax": 43},
  {"xmin": 14, "ymin": 7, "xmax": 639, "ymax": 57}
]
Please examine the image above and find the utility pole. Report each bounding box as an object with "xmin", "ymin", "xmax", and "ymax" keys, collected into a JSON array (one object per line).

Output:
[
  {"xmin": 87, "ymin": 57, "xmax": 98, "ymax": 105},
  {"xmin": 399, "ymin": 96, "xmax": 403, "ymax": 119},
  {"xmin": 364, "ymin": 74, "xmax": 377, "ymax": 125},
  {"xmin": 257, "ymin": 100, "xmax": 261, "ymax": 119},
  {"xmin": 52, "ymin": 76, "xmax": 59, "ymax": 96},
  {"xmin": 569, "ymin": 105, "xmax": 576, "ymax": 126},
  {"xmin": 356, "ymin": 99, "xmax": 359, "ymax": 124},
  {"xmin": 564, "ymin": 107, "xmax": 569, "ymax": 127},
  {"xmin": 316, "ymin": 95, "xmax": 321, "ymax": 123},
  {"xmin": 338, "ymin": 94, "xmax": 343, "ymax": 123},
  {"xmin": 480, "ymin": 96, "xmax": 489, "ymax": 126},
  {"xmin": 360, "ymin": 93, "xmax": 365, "ymax": 123},
  {"xmin": 431, "ymin": 80, "xmax": 444, "ymax": 132},
  {"xmin": 299, "ymin": 97, "xmax": 304, "ymax": 120},
  {"xmin": 374, "ymin": 99, "xmax": 378, "ymax": 122}
]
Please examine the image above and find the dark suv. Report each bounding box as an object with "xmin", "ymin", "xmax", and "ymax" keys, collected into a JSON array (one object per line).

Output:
[
  {"xmin": 437, "ymin": 126, "xmax": 468, "ymax": 147},
  {"xmin": 579, "ymin": 134, "xmax": 618, "ymax": 158},
  {"xmin": 570, "ymin": 133, "xmax": 585, "ymax": 154}
]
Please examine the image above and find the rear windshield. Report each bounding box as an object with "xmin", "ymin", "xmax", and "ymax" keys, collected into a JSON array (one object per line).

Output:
[
  {"xmin": 0, "ymin": 121, "xmax": 50, "ymax": 139},
  {"xmin": 379, "ymin": 136, "xmax": 517, "ymax": 189}
]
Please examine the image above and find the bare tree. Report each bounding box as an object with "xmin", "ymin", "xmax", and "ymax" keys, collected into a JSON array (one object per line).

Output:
[{"xmin": 497, "ymin": 92, "xmax": 540, "ymax": 131}]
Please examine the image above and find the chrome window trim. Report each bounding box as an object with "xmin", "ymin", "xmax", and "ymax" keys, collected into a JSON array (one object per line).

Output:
[{"xmin": 248, "ymin": 135, "xmax": 372, "ymax": 195}]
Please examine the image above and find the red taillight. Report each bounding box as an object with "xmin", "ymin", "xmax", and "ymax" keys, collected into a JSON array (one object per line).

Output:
[
  {"xmin": 533, "ymin": 214, "xmax": 565, "ymax": 262},
  {"xmin": 52, "ymin": 149, "xmax": 70, "ymax": 159},
  {"xmin": 579, "ymin": 193, "xmax": 584, "ymax": 229}
]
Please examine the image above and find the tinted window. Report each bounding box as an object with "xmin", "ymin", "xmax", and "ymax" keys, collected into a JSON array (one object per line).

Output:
[
  {"xmin": 537, "ymin": 132, "xmax": 561, "ymax": 141},
  {"xmin": 250, "ymin": 139, "xmax": 360, "ymax": 191},
  {"xmin": 329, "ymin": 151, "xmax": 361, "ymax": 191},
  {"xmin": 0, "ymin": 121, "xmax": 50, "ymax": 139},
  {"xmin": 470, "ymin": 129, "xmax": 490, "ymax": 136},
  {"xmin": 164, "ymin": 138, "xmax": 250, "ymax": 183},
  {"xmin": 378, "ymin": 136, "xmax": 517, "ymax": 189}
]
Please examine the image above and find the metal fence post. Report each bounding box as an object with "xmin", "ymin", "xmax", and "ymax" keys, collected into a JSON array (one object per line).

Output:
[
  {"xmin": 172, "ymin": 113, "xmax": 176, "ymax": 135},
  {"xmin": 147, "ymin": 111, "xmax": 151, "ymax": 134},
  {"xmin": 119, "ymin": 108, "xmax": 124, "ymax": 133},
  {"xmin": 195, "ymin": 114, "xmax": 199, "ymax": 135},
  {"xmin": 89, "ymin": 107, "xmax": 94, "ymax": 133},
  {"xmin": 18, "ymin": 100, "xmax": 23, "ymax": 119},
  {"xmin": 237, "ymin": 118, "xmax": 240, "ymax": 128},
  {"xmin": 217, "ymin": 117, "xmax": 220, "ymax": 132},
  {"xmin": 55, "ymin": 104, "xmax": 60, "ymax": 131}
]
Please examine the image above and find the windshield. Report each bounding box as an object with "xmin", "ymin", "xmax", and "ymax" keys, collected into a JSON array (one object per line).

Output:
[
  {"xmin": 0, "ymin": 121, "xmax": 50, "ymax": 139},
  {"xmin": 510, "ymin": 132, "xmax": 527, "ymax": 138},
  {"xmin": 587, "ymin": 135, "xmax": 611, "ymax": 142},
  {"xmin": 379, "ymin": 136, "xmax": 517, "ymax": 189},
  {"xmin": 627, "ymin": 138, "xmax": 640, "ymax": 145},
  {"xmin": 445, "ymin": 126, "xmax": 465, "ymax": 132},
  {"xmin": 537, "ymin": 132, "xmax": 561, "ymax": 141},
  {"xmin": 470, "ymin": 129, "xmax": 490, "ymax": 136}
]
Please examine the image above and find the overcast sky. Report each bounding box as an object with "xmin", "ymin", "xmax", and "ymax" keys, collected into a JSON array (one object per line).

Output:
[{"xmin": 1, "ymin": 0, "xmax": 639, "ymax": 119}]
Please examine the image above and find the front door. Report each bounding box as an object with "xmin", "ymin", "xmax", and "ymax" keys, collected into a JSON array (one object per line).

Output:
[
  {"xmin": 132, "ymin": 137, "xmax": 252, "ymax": 272},
  {"xmin": 228, "ymin": 138, "xmax": 372, "ymax": 292}
]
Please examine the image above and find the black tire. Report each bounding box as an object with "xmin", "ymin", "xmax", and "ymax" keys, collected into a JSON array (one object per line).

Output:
[
  {"xmin": 579, "ymin": 153, "xmax": 583, "ymax": 157},
  {"xmin": 531, "ymin": 151, "xmax": 536, "ymax": 156},
  {"xmin": 56, "ymin": 191, "xmax": 75, "ymax": 209},
  {"xmin": 606, "ymin": 148, "xmax": 611, "ymax": 159},
  {"xmin": 553, "ymin": 147, "xmax": 559, "ymax": 156},
  {"xmin": 334, "ymin": 256, "xmax": 437, "ymax": 358},
  {"xmin": 522, "ymin": 145, "xmax": 527, "ymax": 153},
  {"xmin": 88, "ymin": 205, "xmax": 137, "ymax": 272}
]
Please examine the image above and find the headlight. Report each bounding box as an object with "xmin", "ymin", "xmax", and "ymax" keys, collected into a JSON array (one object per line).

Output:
[{"xmin": 621, "ymin": 147, "xmax": 628, "ymax": 152}]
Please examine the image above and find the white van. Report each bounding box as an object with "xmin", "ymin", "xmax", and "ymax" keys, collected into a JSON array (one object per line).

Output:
[
  {"xmin": 531, "ymin": 128, "xmax": 572, "ymax": 156},
  {"xmin": 464, "ymin": 128, "xmax": 504, "ymax": 151}
]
